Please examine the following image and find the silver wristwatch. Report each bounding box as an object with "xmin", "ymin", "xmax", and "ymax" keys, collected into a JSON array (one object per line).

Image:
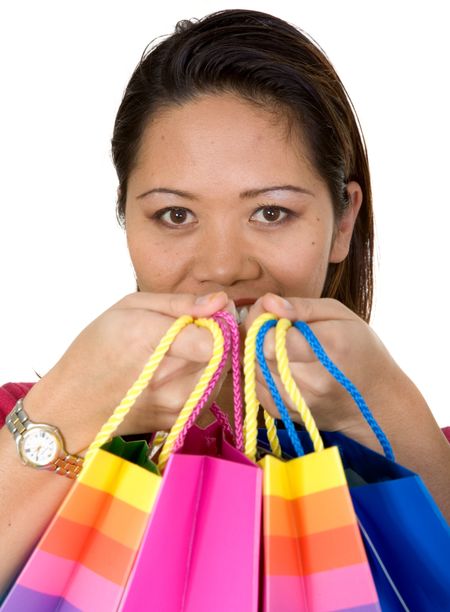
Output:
[{"xmin": 6, "ymin": 399, "xmax": 83, "ymax": 479}]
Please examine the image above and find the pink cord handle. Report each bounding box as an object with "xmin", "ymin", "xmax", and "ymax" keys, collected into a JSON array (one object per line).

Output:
[
  {"xmin": 210, "ymin": 402, "xmax": 234, "ymax": 439},
  {"xmin": 212, "ymin": 311, "xmax": 244, "ymax": 452},
  {"xmin": 172, "ymin": 313, "xmax": 232, "ymax": 453}
]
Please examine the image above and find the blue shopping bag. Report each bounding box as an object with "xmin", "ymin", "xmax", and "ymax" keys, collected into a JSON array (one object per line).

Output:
[{"xmin": 256, "ymin": 318, "xmax": 450, "ymax": 611}]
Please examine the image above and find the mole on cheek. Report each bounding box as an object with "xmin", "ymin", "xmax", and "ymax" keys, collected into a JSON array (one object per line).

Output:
[{"xmin": 311, "ymin": 241, "xmax": 316, "ymax": 246}]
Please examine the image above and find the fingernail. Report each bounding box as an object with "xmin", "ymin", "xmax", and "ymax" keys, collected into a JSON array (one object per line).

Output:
[{"xmin": 195, "ymin": 292, "xmax": 224, "ymax": 305}]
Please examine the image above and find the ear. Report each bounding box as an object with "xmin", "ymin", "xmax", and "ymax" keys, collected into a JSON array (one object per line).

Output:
[{"xmin": 329, "ymin": 181, "xmax": 363, "ymax": 263}]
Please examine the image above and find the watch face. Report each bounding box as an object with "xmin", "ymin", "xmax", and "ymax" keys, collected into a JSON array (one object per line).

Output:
[{"xmin": 21, "ymin": 428, "xmax": 59, "ymax": 466}]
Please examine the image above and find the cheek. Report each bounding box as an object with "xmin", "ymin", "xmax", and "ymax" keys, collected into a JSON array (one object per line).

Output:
[
  {"xmin": 127, "ymin": 230, "xmax": 190, "ymax": 292},
  {"xmin": 267, "ymin": 225, "xmax": 332, "ymax": 297}
]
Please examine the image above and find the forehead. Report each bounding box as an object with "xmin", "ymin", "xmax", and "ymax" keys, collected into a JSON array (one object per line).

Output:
[{"xmin": 132, "ymin": 93, "xmax": 321, "ymax": 186}]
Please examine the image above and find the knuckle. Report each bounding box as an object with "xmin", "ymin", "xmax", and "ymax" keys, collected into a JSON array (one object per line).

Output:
[
  {"xmin": 323, "ymin": 325, "xmax": 349, "ymax": 360},
  {"xmin": 167, "ymin": 293, "xmax": 180, "ymax": 316}
]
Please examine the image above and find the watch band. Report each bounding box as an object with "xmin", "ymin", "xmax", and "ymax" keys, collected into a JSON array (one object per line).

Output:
[{"xmin": 6, "ymin": 399, "xmax": 84, "ymax": 479}]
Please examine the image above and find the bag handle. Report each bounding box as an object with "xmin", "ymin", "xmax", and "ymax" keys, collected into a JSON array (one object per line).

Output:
[
  {"xmin": 291, "ymin": 319, "xmax": 394, "ymax": 460},
  {"xmin": 83, "ymin": 315, "xmax": 225, "ymax": 472},
  {"xmin": 152, "ymin": 401, "xmax": 234, "ymax": 455},
  {"xmin": 170, "ymin": 311, "xmax": 244, "ymax": 454},
  {"xmin": 243, "ymin": 312, "xmax": 283, "ymax": 463},
  {"xmin": 83, "ymin": 315, "xmax": 195, "ymax": 469},
  {"xmin": 245, "ymin": 313, "xmax": 395, "ymax": 461},
  {"xmin": 213, "ymin": 311, "xmax": 244, "ymax": 452},
  {"xmin": 157, "ymin": 316, "xmax": 233, "ymax": 470},
  {"xmin": 210, "ymin": 402, "xmax": 234, "ymax": 439},
  {"xmin": 257, "ymin": 318, "xmax": 323, "ymax": 455},
  {"xmin": 168, "ymin": 313, "xmax": 232, "ymax": 455}
]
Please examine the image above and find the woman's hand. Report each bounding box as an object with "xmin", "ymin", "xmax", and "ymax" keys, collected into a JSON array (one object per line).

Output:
[
  {"xmin": 23, "ymin": 291, "xmax": 234, "ymax": 453},
  {"xmin": 244, "ymin": 293, "xmax": 440, "ymax": 452}
]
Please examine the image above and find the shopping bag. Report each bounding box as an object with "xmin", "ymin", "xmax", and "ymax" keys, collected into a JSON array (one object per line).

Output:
[
  {"xmin": 120, "ymin": 311, "xmax": 262, "ymax": 612},
  {"xmin": 259, "ymin": 319, "xmax": 450, "ymax": 611},
  {"xmin": 323, "ymin": 431, "xmax": 450, "ymax": 610},
  {"xmin": 1, "ymin": 313, "xmax": 227, "ymax": 612},
  {"xmin": 244, "ymin": 313, "xmax": 380, "ymax": 612},
  {"xmin": 121, "ymin": 420, "xmax": 262, "ymax": 611},
  {"xmin": 1, "ymin": 437, "xmax": 160, "ymax": 612}
]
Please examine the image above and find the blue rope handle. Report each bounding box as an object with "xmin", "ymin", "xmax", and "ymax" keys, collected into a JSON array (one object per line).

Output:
[
  {"xmin": 293, "ymin": 321, "xmax": 394, "ymax": 461},
  {"xmin": 256, "ymin": 320, "xmax": 305, "ymax": 457}
]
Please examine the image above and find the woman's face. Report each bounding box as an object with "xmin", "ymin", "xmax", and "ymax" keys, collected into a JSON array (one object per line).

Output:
[{"xmin": 125, "ymin": 93, "xmax": 361, "ymax": 310}]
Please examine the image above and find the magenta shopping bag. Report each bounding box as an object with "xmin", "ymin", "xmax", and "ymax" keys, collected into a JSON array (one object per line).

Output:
[{"xmin": 120, "ymin": 420, "xmax": 262, "ymax": 612}]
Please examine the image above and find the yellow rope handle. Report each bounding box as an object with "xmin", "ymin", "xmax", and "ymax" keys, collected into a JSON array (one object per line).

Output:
[
  {"xmin": 243, "ymin": 312, "xmax": 282, "ymax": 462},
  {"xmin": 275, "ymin": 318, "xmax": 324, "ymax": 452},
  {"xmin": 157, "ymin": 317, "xmax": 225, "ymax": 471},
  {"xmin": 152, "ymin": 430, "xmax": 168, "ymax": 449},
  {"xmin": 83, "ymin": 315, "xmax": 194, "ymax": 470},
  {"xmin": 263, "ymin": 409, "xmax": 281, "ymax": 457}
]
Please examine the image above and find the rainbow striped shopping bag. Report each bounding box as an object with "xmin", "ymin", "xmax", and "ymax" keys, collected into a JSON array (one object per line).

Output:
[
  {"xmin": 2, "ymin": 314, "xmax": 227, "ymax": 612},
  {"xmin": 244, "ymin": 313, "xmax": 380, "ymax": 612},
  {"xmin": 2, "ymin": 438, "xmax": 160, "ymax": 611}
]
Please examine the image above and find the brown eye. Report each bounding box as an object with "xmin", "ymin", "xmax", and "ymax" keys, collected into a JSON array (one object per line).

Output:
[
  {"xmin": 169, "ymin": 208, "xmax": 188, "ymax": 224},
  {"xmin": 153, "ymin": 207, "xmax": 196, "ymax": 227},
  {"xmin": 262, "ymin": 207, "xmax": 281, "ymax": 221},
  {"xmin": 251, "ymin": 205, "xmax": 291, "ymax": 224}
]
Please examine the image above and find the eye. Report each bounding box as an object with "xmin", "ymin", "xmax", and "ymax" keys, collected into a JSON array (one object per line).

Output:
[
  {"xmin": 152, "ymin": 207, "xmax": 196, "ymax": 228},
  {"xmin": 250, "ymin": 205, "xmax": 293, "ymax": 225}
]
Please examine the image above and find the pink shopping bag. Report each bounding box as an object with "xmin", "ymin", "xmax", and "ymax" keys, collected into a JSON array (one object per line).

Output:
[{"xmin": 121, "ymin": 421, "xmax": 261, "ymax": 611}]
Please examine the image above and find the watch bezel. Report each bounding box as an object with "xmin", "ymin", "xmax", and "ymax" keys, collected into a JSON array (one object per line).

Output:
[{"xmin": 17, "ymin": 423, "xmax": 64, "ymax": 469}]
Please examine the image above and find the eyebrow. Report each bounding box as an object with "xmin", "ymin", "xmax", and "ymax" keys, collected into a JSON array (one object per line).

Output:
[{"xmin": 137, "ymin": 184, "xmax": 315, "ymax": 200}]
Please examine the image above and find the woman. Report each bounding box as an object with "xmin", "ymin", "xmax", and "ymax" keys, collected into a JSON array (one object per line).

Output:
[{"xmin": 1, "ymin": 8, "xmax": 449, "ymax": 593}]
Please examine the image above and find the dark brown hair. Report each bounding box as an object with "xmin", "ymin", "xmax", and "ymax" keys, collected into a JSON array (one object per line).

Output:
[{"xmin": 112, "ymin": 9, "xmax": 374, "ymax": 321}]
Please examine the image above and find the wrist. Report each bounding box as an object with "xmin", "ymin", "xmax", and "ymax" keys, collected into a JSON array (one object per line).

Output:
[
  {"xmin": 6, "ymin": 398, "xmax": 84, "ymax": 478},
  {"xmin": 22, "ymin": 374, "xmax": 96, "ymax": 456}
]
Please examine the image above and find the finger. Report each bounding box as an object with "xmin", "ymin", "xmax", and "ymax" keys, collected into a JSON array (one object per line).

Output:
[
  {"xmin": 137, "ymin": 311, "xmax": 223, "ymax": 363},
  {"xmin": 117, "ymin": 293, "xmax": 236, "ymax": 363},
  {"xmin": 255, "ymin": 379, "xmax": 304, "ymax": 425},
  {"xmin": 144, "ymin": 357, "xmax": 207, "ymax": 390},
  {"xmin": 114, "ymin": 291, "xmax": 230, "ymax": 318},
  {"xmin": 144, "ymin": 368, "xmax": 213, "ymax": 414},
  {"xmin": 255, "ymin": 381, "xmax": 280, "ymax": 419},
  {"xmin": 255, "ymin": 326, "xmax": 317, "ymax": 364},
  {"xmin": 255, "ymin": 364, "xmax": 308, "ymax": 415},
  {"xmin": 259, "ymin": 293, "xmax": 357, "ymax": 323},
  {"xmin": 243, "ymin": 303, "xmax": 316, "ymax": 363},
  {"xmin": 148, "ymin": 345, "xmax": 232, "ymax": 390}
]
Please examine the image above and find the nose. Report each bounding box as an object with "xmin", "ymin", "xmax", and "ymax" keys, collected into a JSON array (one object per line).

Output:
[{"xmin": 192, "ymin": 220, "xmax": 262, "ymax": 287}]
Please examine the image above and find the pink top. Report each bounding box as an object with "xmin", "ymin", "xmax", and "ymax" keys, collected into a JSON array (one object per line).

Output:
[
  {"xmin": 0, "ymin": 382, "xmax": 35, "ymax": 424},
  {"xmin": 1, "ymin": 382, "xmax": 450, "ymax": 444}
]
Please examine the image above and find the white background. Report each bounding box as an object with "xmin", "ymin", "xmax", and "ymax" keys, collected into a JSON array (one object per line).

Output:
[{"xmin": 1, "ymin": 1, "xmax": 449, "ymax": 425}]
